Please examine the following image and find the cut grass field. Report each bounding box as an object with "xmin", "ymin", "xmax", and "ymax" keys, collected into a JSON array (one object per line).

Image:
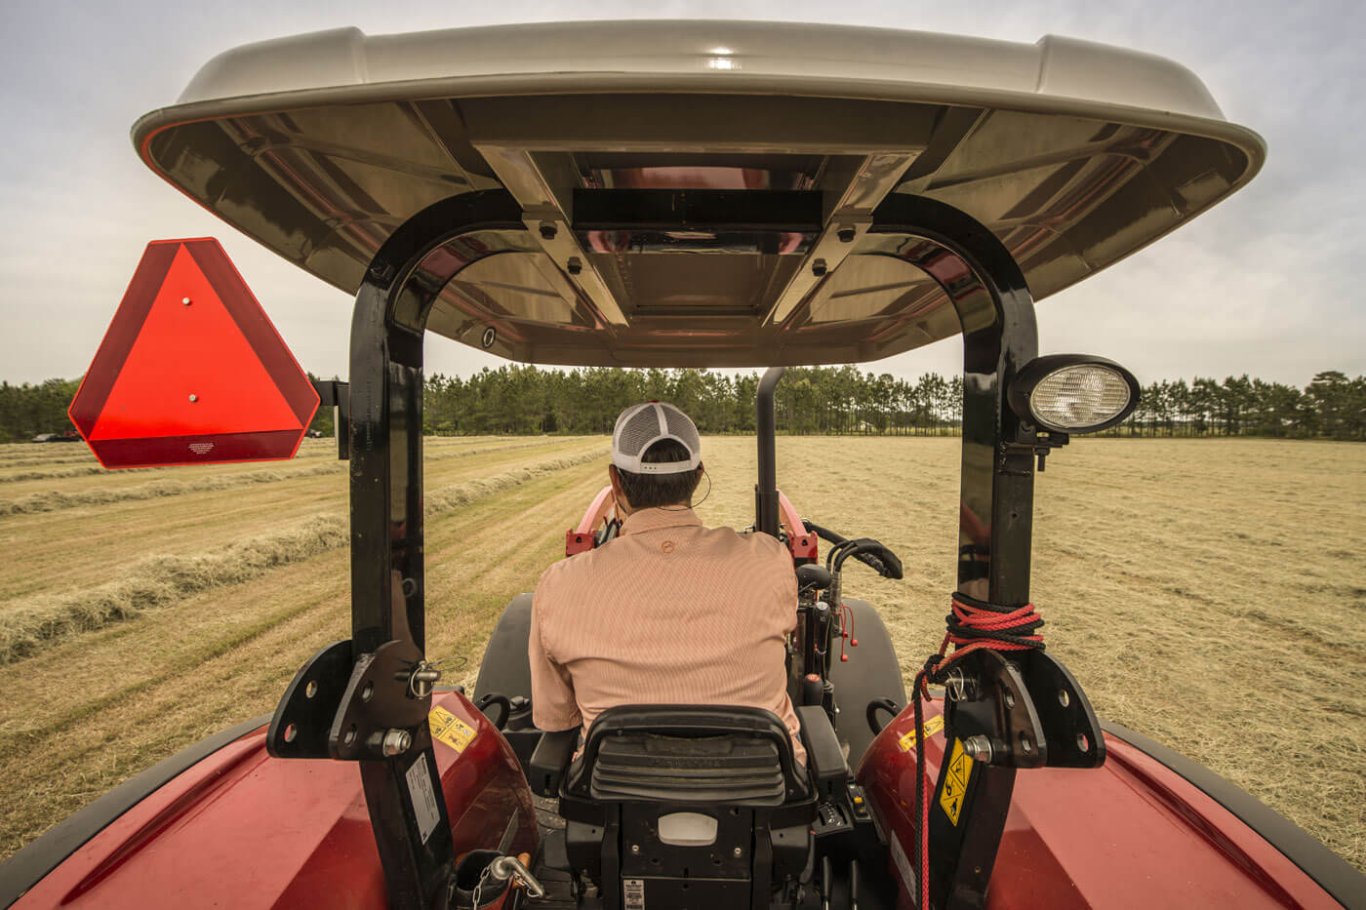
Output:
[{"xmin": 0, "ymin": 436, "xmax": 1361, "ymax": 873}]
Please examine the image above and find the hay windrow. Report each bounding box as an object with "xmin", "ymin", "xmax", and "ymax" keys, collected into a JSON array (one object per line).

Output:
[
  {"xmin": 0, "ymin": 464, "xmax": 342, "ymax": 516},
  {"xmin": 0, "ymin": 516, "xmax": 347, "ymax": 665},
  {"xmin": 426, "ymin": 449, "xmax": 604, "ymax": 512},
  {"xmin": 0, "ymin": 438, "xmax": 584, "ymax": 515},
  {"xmin": 0, "ymin": 446, "xmax": 604, "ymax": 664},
  {"xmin": 0, "ymin": 465, "xmax": 119, "ymax": 484}
]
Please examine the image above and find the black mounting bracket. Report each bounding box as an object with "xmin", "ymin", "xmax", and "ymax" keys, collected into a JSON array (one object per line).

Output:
[
  {"xmin": 267, "ymin": 639, "xmax": 353, "ymax": 759},
  {"xmin": 1004, "ymin": 429, "xmax": 1069, "ymax": 473},
  {"xmin": 311, "ymin": 379, "xmax": 351, "ymax": 460}
]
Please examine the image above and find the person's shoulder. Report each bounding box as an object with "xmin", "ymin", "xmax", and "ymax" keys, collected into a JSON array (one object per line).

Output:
[
  {"xmin": 741, "ymin": 527, "xmax": 790, "ymax": 555},
  {"xmin": 706, "ymin": 525, "xmax": 790, "ymax": 560},
  {"xmin": 536, "ymin": 540, "xmax": 620, "ymax": 593}
]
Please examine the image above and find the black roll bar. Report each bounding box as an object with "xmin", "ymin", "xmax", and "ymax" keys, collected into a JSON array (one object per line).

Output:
[
  {"xmin": 267, "ymin": 188, "xmax": 1102, "ymax": 909},
  {"xmin": 267, "ymin": 191, "xmax": 526, "ymax": 909},
  {"xmin": 870, "ymin": 195, "xmax": 1103, "ymax": 910},
  {"xmin": 755, "ymin": 366, "xmax": 785, "ymax": 538}
]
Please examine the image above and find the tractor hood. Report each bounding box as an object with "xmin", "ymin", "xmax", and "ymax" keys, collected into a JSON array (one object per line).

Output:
[{"xmin": 133, "ymin": 21, "xmax": 1264, "ymax": 367}]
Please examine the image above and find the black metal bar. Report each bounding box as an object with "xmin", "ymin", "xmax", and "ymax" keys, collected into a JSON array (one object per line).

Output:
[
  {"xmin": 345, "ymin": 191, "xmax": 525, "ymax": 908},
  {"xmin": 871, "ymin": 195, "xmax": 1039, "ymax": 910},
  {"xmin": 573, "ymin": 188, "xmax": 824, "ymax": 232},
  {"xmin": 755, "ymin": 366, "xmax": 785, "ymax": 537},
  {"xmin": 260, "ymin": 192, "xmax": 527, "ymax": 909},
  {"xmin": 311, "ymin": 379, "xmax": 351, "ymax": 459}
]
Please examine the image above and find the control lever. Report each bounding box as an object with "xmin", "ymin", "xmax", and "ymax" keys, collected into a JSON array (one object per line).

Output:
[{"xmin": 797, "ymin": 564, "xmax": 832, "ymax": 592}]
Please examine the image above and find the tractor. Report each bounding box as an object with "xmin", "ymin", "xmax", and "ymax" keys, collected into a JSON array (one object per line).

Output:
[{"xmin": 2, "ymin": 20, "xmax": 1361, "ymax": 910}]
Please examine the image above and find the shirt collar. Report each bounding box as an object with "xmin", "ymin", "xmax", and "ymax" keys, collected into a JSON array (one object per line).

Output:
[{"xmin": 620, "ymin": 506, "xmax": 703, "ymax": 535}]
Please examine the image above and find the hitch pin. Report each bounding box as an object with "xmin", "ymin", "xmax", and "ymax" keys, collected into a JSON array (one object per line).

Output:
[
  {"xmin": 407, "ymin": 661, "xmax": 443, "ymax": 698},
  {"xmin": 489, "ymin": 854, "xmax": 546, "ymax": 898}
]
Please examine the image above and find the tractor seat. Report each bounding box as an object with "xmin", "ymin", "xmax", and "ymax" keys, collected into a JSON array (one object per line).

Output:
[{"xmin": 549, "ymin": 705, "xmax": 817, "ymax": 909}]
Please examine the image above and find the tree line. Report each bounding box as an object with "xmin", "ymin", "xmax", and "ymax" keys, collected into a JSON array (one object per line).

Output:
[
  {"xmin": 424, "ymin": 367, "xmax": 1365, "ymax": 440},
  {"xmin": 3, "ymin": 369, "xmax": 1362, "ymax": 443}
]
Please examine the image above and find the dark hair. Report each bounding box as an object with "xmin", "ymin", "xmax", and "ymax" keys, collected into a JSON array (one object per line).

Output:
[{"xmin": 614, "ymin": 438, "xmax": 703, "ymax": 510}]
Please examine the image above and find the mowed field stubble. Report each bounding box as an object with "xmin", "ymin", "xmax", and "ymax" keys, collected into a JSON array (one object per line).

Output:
[{"xmin": 0, "ymin": 435, "xmax": 1361, "ymax": 871}]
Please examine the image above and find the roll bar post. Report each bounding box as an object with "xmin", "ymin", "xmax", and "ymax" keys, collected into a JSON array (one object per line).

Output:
[
  {"xmin": 755, "ymin": 366, "xmax": 785, "ymax": 537},
  {"xmin": 871, "ymin": 195, "xmax": 1103, "ymax": 910},
  {"xmin": 266, "ymin": 192, "xmax": 525, "ymax": 909}
]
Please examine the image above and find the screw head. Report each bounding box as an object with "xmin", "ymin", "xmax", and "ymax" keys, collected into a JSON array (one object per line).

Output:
[
  {"xmin": 539, "ymin": 222, "xmax": 558, "ymax": 240},
  {"xmin": 181, "ymin": 296, "xmax": 192, "ymax": 306},
  {"xmin": 837, "ymin": 227, "xmax": 856, "ymax": 243},
  {"xmin": 630, "ymin": 844, "xmax": 641, "ymax": 855},
  {"xmin": 187, "ymin": 394, "xmax": 199, "ymax": 403},
  {"xmin": 567, "ymin": 257, "xmax": 583, "ymax": 276},
  {"xmin": 812, "ymin": 259, "xmax": 828, "ymax": 277},
  {"xmin": 732, "ymin": 846, "xmax": 743, "ymax": 857}
]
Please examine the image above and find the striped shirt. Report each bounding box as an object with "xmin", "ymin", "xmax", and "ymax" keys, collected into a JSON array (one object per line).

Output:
[{"xmin": 529, "ymin": 506, "xmax": 806, "ymax": 763}]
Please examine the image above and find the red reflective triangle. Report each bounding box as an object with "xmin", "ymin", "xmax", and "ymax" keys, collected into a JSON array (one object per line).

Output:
[
  {"xmin": 69, "ymin": 239, "xmax": 319, "ymax": 469},
  {"xmin": 92, "ymin": 244, "xmax": 302, "ymax": 439}
]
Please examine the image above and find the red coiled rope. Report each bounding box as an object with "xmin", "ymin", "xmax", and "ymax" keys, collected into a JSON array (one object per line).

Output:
[{"xmin": 911, "ymin": 592, "xmax": 1045, "ymax": 908}]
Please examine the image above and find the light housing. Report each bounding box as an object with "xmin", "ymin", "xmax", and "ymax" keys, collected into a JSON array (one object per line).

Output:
[{"xmin": 1008, "ymin": 354, "xmax": 1140, "ymax": 434}]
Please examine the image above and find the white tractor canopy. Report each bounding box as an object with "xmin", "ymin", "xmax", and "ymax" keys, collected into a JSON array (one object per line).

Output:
[{"xmin": 134, "ymin": 21, "xmax": 1264, "ymax": 367}]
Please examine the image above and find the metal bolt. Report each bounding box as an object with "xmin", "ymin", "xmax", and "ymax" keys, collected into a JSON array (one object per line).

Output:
[
  {"xmin": 630, "ymin": 844, "xmax": 641, "ymax": 855},
  {"xmin": 732, "ymin": 846, "xmax": 743, "ymax": 857},
  {"xmin": 539, "ymin": 222, "xmax": 558, "ymax": 240},
  {"xmin": 837, "ymin": 227, "xmax": 856, "ymax": 243},
  {"xmin": 567, "ymin": 256, "xmax": 583, "ymax": 276},
  {"xmin": 1004, "ymin": 691, "xmax": 1015, "ymax": 709},
  {"xmin": 962, "ymin": 735, "xmax": 994, "ymax": 763},
  {"xmin": 188, "ymin": 394, "xmax": 199, "ymax": 403},
  {"xmin": 181, "ymin": 296, "xmax": 192, "ymax": 306},
  {"xmin": 812, "ymin": 258, "xmax": 828, "ymax": 277},
  {"xmin": 381, "ymin": 728, "xmax": 412, "ymax": 757}
]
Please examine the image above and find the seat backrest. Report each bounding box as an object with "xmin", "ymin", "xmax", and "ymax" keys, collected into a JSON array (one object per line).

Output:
[
  {"xmin": 558, "ymin": 706, "xmax": 815, "ymax": 910},
  {"xmin": 564, "ymin": 704, "xmax": 809, "ymax": 805}
]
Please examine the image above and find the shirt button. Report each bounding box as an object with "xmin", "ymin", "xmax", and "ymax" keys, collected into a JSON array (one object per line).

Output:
[{"xmin": 661, "ymin": 540, "xmax": 676, "ymax": 554}]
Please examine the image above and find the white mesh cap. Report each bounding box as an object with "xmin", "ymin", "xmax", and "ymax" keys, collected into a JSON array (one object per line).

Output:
[{"xmin": 611, "ymin": 402, "xmax": 702, "ymax": 474}]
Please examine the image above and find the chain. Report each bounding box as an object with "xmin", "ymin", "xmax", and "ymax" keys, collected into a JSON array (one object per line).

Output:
[{"xmin": 470, "ymin": 864, "xmax": 492, "ymax": 909}]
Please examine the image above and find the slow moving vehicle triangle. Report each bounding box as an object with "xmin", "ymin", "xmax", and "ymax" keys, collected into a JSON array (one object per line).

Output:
[{"xmin": 68, "ymin": 238, "xmax": 318, "ymax": 468}]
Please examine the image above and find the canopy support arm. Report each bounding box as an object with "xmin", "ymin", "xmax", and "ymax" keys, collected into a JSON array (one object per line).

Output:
[
  {"xmin": 872, "ymin": 196, "xmax": 1042, "ymax": 910},
  {"xmin": 267, "ymin": 192, "xmax": 524, "ymax": 909},
  {"xmin": 755, "ymin": 366, "xmax": 785, "ymax": 538}
]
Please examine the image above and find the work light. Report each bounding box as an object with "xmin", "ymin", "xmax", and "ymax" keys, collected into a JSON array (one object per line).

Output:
[{"xmin": 1008, "ymin": 355, "xmax": 1140, "ymax": 434}]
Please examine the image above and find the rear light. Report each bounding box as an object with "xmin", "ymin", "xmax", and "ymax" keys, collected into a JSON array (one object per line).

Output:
[{"xmin": 1008, "ymin": 355, "xmax": 1140, "ymax": 434}]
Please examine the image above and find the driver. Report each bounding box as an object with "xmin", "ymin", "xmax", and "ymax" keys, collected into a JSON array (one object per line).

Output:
[{"xmin": 529, "ymin": 401, "xmax": 806, "ymax": 763}]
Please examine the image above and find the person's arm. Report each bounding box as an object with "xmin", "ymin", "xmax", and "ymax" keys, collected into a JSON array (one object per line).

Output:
[
  {"xmin": 772, "ymin": 541, "xmax": 800, "ymax": 634},
  {"xmin": 528, "ymin": 579, "xmax": 581, "ymax": 734}
]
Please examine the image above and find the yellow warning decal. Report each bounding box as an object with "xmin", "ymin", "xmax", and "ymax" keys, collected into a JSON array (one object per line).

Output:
[
  {"xmin": 938, "ymin": 738, "xmax": 973, "ymax": 825},
  {"xmin": 898, "ymin": 714, "xmax": 945, "ymax": 752},
  {"xmin": 429, "ymin": 706, "xmax": 477, "ymax": 754}
]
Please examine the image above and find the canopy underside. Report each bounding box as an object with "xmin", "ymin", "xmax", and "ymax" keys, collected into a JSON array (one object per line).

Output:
[{"xmin": 134, "ymin": 23, "xmax": 1263, "ymax": 367}]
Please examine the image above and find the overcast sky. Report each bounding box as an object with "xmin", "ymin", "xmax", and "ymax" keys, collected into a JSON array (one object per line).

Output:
[{"xmin": 1, "ymin": 0, "xmax": 1361, "ymax": 387}]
